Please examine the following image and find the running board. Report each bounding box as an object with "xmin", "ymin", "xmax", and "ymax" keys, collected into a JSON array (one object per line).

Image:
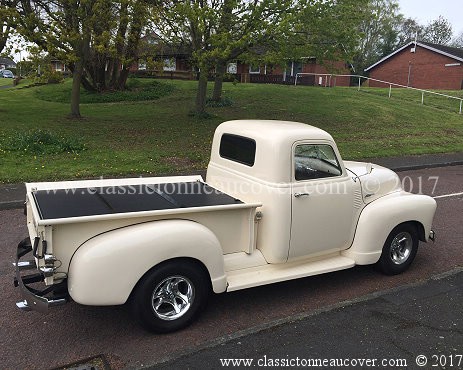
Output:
[{"xmin": 226, "ymin": 255, "xmax": 355, "ymax": 291}]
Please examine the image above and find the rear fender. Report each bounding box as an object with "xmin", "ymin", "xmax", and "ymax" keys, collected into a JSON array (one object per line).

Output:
[
  {"xmin": 68, "ymin": 220, "xmax": 226, "ymax": 306},
  {"xmin": 342, "ymin": 192, "xmax": 437, "ymax": 265}
]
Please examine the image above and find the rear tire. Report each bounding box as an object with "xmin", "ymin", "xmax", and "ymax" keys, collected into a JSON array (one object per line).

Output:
[
  {"xmin": 131, "ymin": 260, "xmax": 210, "ymax": 333},
  {"xmin": 377, "ymin": 224, "xmax": 419, "ymax": 275}
]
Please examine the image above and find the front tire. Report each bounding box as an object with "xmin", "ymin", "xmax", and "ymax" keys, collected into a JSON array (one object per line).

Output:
[
  {"xmin": 377, "ymin": 224, "xmax": 419, "ymax": 275},
  {"xmin": 131, "ymin": 260, "xmax": 210, "ymax": 333}
]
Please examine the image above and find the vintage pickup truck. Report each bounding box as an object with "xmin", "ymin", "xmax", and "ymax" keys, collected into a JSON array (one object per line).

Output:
[{"xmin": 14, "ymin": 120, "xmax": 436, "ymax": 333}]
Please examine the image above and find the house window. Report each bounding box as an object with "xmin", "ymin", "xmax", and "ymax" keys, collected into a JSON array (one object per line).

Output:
[
  {"xmin": 54, "ymin": 62, "xmax": 62, "ymax": 72},
  {"xmin": 138, "ymin": 61, "xmax": 147, "ymax": 70},
  {"xmin": 249, "ymin": 65, "xmax": 260, "ymax": 74},
  {"xmin": 163, "ymin": 58, "xmax": 176, "ymax": 71}
]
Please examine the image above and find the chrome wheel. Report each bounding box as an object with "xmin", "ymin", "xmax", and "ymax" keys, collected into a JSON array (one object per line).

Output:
[
  {"xmin": 151, "ymin": 276, "xmax": 195, "ymax": 321},
  {"xmin": 378, "ymin": 224, "xmax": 419, "ymax": 275},
  {"xmin": 390, "ymin": 232, "xmax": 413, "ymax": 265},
  {"xmin": 133, "ymin": 260, "xmax": 210, "ymax": 333}
]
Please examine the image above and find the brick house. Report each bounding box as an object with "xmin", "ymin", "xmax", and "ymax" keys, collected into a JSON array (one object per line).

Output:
[
  {"xmin": 133, "ymin": 52, "xmax": 351, "ymax": 86},
  {"xmin": 0, "ymin": 57, "xmax": 16, "ymax": 70},
  {"xmin": 231, "ymin": 58, "xmax": 351, "ymax": 86},
  {"xmin": 365, "ymin": 41, "xmax": 463, "ymax": 90},
  {"xmin": 132, "ymin": 34, "xmax": 352, "ymax": 86},
  {"xmin": 50, "ymin": 59, "xmax": 67, "ymax": 72}
]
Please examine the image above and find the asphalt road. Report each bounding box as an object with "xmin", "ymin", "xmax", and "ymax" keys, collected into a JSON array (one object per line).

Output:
[
  {"xmin": 0, "ymin": 165, "xmax": 462, "ymax": 369},
  {"xmin": 155, "ymin": 269, "xmax": 463, "ymax": 370}
]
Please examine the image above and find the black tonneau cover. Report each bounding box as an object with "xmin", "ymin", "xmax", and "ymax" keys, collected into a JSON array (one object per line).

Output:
[{"xmin": 32, "ymin": 181, "xmax": 242, "ymax": 220}]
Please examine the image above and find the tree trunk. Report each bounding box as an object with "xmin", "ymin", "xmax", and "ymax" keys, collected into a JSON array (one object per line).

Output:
[
  {"xmin": 81, "ymin": 74, "xmax": 96, "ymax": 92},
  {"xmin": 211, "ymin": 0, "xmax": 233, "ymax": 102},
  {"xmin": 110, "ymin": 2, "xmax": 129, "ymax": 88},
  {"xmin": 195, "ymin": 70, "xmax": 208, "ymax": 114},
  {"xmin": 117, "ymin": 68, "xmax": 130, "ymax": 90},
  {"xmin": 109, "ymin": 58, "xmax": 121, "ymax": 88},
  {"xmin": 70, "ymin": 59, "xmax": 83, "ymax": 118},
  {"xmin": 212, "ymin": 61, "xmax": 227, "ymax": 101}
]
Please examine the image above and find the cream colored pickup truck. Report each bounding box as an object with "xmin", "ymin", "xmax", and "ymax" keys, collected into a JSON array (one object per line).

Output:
[{"xmin": 14, "ymin": 120, "xmax": 436, "ymax": 333}]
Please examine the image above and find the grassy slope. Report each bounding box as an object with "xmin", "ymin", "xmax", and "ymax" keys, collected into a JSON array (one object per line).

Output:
[
  {"xmin": 0, "ymin": 79, "xmax": 462, "ymax": 183},
  {"xmin": 0, "ymin": 78, "xmax": 13, "ymax": 87}
]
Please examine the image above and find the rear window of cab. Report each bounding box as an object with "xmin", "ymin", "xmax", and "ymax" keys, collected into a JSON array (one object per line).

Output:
[{"xmin": 219, "ymin": 134, "xmax": 256, "ymax": 167}]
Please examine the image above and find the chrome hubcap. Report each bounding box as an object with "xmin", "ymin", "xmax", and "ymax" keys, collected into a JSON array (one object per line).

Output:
[
  {"xmin": 151, "ymin": 276, "xmax": 195, "ymax": 321},
  {"xmin": 390, "ymin": 232, "xmax": 413, "ymax": 265}
]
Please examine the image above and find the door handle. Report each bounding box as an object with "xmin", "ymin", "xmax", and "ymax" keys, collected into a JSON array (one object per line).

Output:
[{"xmin": 294, "ymin": 192, "xmax": 310, "ymax": 198}]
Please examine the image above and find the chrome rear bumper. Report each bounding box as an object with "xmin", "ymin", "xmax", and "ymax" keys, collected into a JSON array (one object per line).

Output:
[{"xmin": 14, "ymin": 237, "xmax": 68, "ymax": 313}]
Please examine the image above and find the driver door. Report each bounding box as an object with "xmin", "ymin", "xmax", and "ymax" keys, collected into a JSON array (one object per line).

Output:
[{"xmin": 289, "ymin": 142, "xmax": 362, "ymax": 260}]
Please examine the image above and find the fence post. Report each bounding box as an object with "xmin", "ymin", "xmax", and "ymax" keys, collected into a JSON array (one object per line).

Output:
[
  {"xmin": 358, "ymin": 77, "xmax": 361, "ymax": 91},
  {"xmin": 294, "ymin": 74, "xmax": 298, "ymax": 86},
  {"xmin": 389, "ymin": 84, "xmax": 392, "ymax": 98},
  {"xmin": 460, "ymin": 100, "xmax": 462, "ymax": 114},
  {"xmin": 421, "ymin": 91, "xmax": 424, "ymax": 105}
]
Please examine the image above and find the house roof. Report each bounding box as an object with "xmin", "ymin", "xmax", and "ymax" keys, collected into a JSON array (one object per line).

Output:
[
  {"xmin": 139, "ymin": 33, "xmax": 191, "ymax": 57},
  {"xmin": 0, "ymin": 57, "xmax": 16, "ymax": 67},
  {"xmin": 364, "ymin": 41, "xmax": 463, "ymax": 72}
]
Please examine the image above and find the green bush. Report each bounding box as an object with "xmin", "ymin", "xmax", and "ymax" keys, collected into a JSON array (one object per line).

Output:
[
  {"xmin": 33, "ymin": 67, "xmax": 64, "ymax": 85},
  {"xmin": 46, "ymin": 70, "xmax": 64, "ymax": 84},
  {"xmin": 35, "ymin": 79, "xmax": 175, "ymax": 104},
  {"xmin": 1, "ymin": 130, "xmax": 85, "ymax": 155},
  {"xmin": 206, "ymin": 96, "xmax": 234, "ymax": 107}
]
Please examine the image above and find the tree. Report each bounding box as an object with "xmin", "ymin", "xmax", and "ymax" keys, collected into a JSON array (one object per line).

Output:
[
  {"xmin": 353, "ymin": 0, "xmax": 400, "ymax": 74},
  {"xmin": 82, "ymin": 0, "xmax": 150, "ymax": 92},
  {"xmin": 210, "ymin": 0, "xmax": 369, "ymax": 102},
  {"xmin": 293, "ymin": 0, "xmax": 370, "ymax": 64},
  {"xmin": 17, "ymin": 0, "xmax": 151, "ymax": 117},
  {"xmin": 422, "ymin": 16, "xmax": 453, "ymax": 45},
  {"xmin": 17, "ymin": 0, "xmax": 97, "ymax": 117},
  {"xmin": 376, "ymin": 16, "xmax": 426, "ymax": 59},
  {"xmin": 395, "ymin": 17, "xmax": 423, "ymax": 46},
  {"xmin": 158, "ymin": 0, "xmax": 368, "ymax": 113},
  {"xmin": 0, "ymin": 0, "xmax": 19, "ymax": 54},
  {"xmin": 157, "ymin": 0, "xmax": 292, "ymax": 114},
  {"xmin": 451, "ymin": 31, "xmax": 463, "ymax": 48}
]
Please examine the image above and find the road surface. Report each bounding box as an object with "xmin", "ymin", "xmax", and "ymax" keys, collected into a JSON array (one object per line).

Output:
[{"xmin": 0, "ymin": 165, "xmax": 461, "ymax": 369}]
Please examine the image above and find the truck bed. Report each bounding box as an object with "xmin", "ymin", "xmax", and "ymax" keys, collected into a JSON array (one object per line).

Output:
[{"xmin": 32, "ymin": 181, "xmax": 243, "ymax": 220}]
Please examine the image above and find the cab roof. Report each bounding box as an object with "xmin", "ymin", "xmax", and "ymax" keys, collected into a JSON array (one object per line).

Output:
[{"xmin": 216, "ymin": 120, "xmax": 333, "ymax": 144}]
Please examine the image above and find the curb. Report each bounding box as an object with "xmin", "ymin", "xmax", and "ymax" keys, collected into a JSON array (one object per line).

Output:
[
  {"xmin": 374, "ymin": 160, "xmax": 463, "ymax": 173},
  {"xmin": 0, "ymin": 201, "xmax": 24, "ymax": 210}
]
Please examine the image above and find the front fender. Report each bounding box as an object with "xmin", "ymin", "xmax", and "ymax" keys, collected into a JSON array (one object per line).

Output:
[
  {"xmin": 68, "ymin": 220, "xmax": 227, "ymax": 306},
  {"xmin": 342, "ymin": 191, "xmax": 436, "ymax": 265}
]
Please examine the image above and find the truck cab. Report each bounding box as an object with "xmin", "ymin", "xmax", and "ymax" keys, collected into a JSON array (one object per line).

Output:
[{"xmin": 208, "ymin": 120, "xmax": 363, "ymax": 264}]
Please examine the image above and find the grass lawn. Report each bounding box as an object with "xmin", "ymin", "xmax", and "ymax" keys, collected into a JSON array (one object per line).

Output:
[
  {"xmin": 0, "ymin": 78, "xmax": 34, "ymax": 90},
  {"xmin": 0, "ymin": 78, "xmax": 462, "ymax": 183},
  {"xmin": 359, "ymin": 86, "xmax": 463, "ymax": 114},
  {"xmin": 0, "ymin": 78, "xmax": 14, "ymax": 88}
]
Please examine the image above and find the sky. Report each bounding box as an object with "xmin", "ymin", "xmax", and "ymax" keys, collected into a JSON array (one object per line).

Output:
[{"xmin": 398, "ymin": 0, "xmax": 463, "ymax": 36}]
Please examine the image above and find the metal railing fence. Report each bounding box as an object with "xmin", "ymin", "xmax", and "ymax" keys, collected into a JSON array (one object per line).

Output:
[{"xmin": 294, "ymin": 73, "xmax": 463, "ymax": 115}]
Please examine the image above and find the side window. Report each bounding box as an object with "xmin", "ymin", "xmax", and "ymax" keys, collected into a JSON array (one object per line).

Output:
[
  {"xmin": 294, "ymin": 144, "xmax": 342, "ymax": 181},
  {"xmin": 220, "ymin": 134, "xmax": 256, "ymax": 167}
]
